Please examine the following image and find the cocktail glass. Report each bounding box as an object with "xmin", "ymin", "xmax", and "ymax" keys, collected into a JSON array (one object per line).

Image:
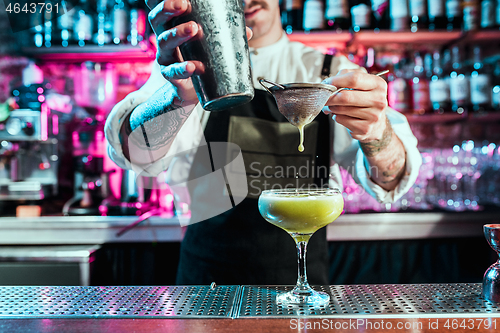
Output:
[{"xmin": 258, "ymin": 188, "xmax": 344, "ymax": 306}]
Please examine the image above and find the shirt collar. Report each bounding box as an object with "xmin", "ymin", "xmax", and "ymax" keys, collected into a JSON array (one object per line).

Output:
[{"xmin": 249, "ymin": 32, "xmax": 289, "ymax": 57}]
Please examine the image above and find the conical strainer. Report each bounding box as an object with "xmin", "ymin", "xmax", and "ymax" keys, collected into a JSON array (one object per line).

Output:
[
  {"xmin": 260, "ymin": 80, "xmax": 337, "ymax": 128},
  {"xmin": 259, "ymin": 70, "xmax": 389, "ymax": 152},
  {"xmin": 259, "ymin": 79, "xmax": 336, "ymax": 152}
]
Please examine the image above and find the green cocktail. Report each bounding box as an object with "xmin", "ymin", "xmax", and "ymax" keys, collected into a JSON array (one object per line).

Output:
[{"xmin": 258, "ymin": 188, "xmax": 344, "ymax": 306}]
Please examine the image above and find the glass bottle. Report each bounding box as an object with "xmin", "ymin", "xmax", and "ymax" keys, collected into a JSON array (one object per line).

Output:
[
  {"xmin": 303, "ymin": 0, "xmax": 325, "ymax": 31},
  {"xmin": 113, "ymin": 0, "xmax": 129, "ymax": 44},
  {"xmin": 44, "ymin": 0, "xmax": 54, "ymax": 47},
  {"xmin": 409, "ymin": 0, "xmax": 428, "ymax": 31},
  {"xmin": 449, "ymin": 46, "xmax": 469, "ymax": 114},
  {"xmin": 446, "ymin": 0, "xmax": 463, "ymax": 30},
  {"xmin": 492, "ymin": 61, "xmax": 500, "ymax": 111},
  {"xmin": 480, "ymin": 0, "xmax": 495, "ymax": 28},
  {"xmin": 463, "ymin": 0, "xmax": 479, "ymax": 31},
  {"xmin": 388, "ymin": 57, "xmax": 411, "ymax": 113},
  {"xmin": 496, "ymin": 0, "xmax": 500, "ymax": 27},
  {"xmin": 30, "ymin": 6, "xmax": 44, "ymax": 47},
  {"xmin": 371, "ymin": 0, "xmax": 390, "ymax": 30},
  {"xmin": 390, "ymin": 0, "xmax": 410, "ymax": 31},
  {"xmin": 95, "ymin": 0, "xmax": 112, "ymax": 46},
  {"xmin": 412, "ymin": 51, "xmax": 432, "ymax": 114},
  {"xmin": 470, "ymin": 46, "xmax": 492, "ymax": 112},
  {"xmin": 282, "ymin": 0, "xmax": 304, "ymax": 33},
  {"xmin": 325, "ymin": 0, "xmax": 350, "ymax": 32},
  {"xmin": 128, "ymin": 0, "xmax": 146, "ymax": 46},
  {"xmin": 351, "ymin": 0, "xmax": 372, "ymax": 32},
  {"xmin": 429, "ymin": 50, "xmax": 452, "ymax": 114},
  {"xmin": 428, "ymin": 0, "xmax": 447, "ymax": 30},
  {"xmin": 73, "ymin": 0, "xmax": 94, "ymax": 47},
  {"xmin": 56, "ymin": 1, "xmax": 75, "ymax": 47}
]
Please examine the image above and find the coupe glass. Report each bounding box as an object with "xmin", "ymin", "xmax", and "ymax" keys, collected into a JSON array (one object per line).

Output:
[{"xmin": 258, "ymin": 188, "xmax": 344, "ymax": 306}]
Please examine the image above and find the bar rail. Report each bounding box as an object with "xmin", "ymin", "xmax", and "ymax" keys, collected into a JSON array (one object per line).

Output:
[
  {"xmin": 0, "ymin": 211, "xmax": 498, "ymax": 244},
  {"xmin": 0, "ymin": 284, "xmax": 499, "ymax": 333}
]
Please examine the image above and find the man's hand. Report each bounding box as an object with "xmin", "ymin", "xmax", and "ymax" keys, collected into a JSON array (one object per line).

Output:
[
  {"xmin": 323, "ymin": 68, "xmax": 406, "ymax": 191},
  {"xmin": 146, "ymin": 0, "xmax": 253, "ymax": 105},
  {"xmin": 323, "ymin": 68, "xmax": 389, "ymax": 143}
]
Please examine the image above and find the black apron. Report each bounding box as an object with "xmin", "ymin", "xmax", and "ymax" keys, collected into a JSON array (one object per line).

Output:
[{"xmin": 176, "ymin": 57, "xmax": 333, "ymax": 286}]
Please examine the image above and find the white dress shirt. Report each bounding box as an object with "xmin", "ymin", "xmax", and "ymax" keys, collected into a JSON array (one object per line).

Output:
[{"xmin": 105, "ymin": 33, "xmax": 422, "ymax": 204}]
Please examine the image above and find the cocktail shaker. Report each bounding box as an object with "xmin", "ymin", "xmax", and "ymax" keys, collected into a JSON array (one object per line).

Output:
[{"xmin": 169, "ymin": 0, "xmax": 254, "ymax": 111}]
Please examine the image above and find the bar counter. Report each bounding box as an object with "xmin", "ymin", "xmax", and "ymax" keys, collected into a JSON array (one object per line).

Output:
[
  {"xmin": 0, "ymin": 284, "xmax": 499, "ymax": 333},
  {"xmin": 0, "ymin": 211, "xmax": 498, "ymax": 244}
]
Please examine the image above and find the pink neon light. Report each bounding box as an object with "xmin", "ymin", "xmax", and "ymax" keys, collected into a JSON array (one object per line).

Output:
[
  {"xmin": 52, "ymin": 115, "xmax": 59, "ymax": 135},
  {"xmin": 41, "ymin": 103, "xmax": 48, "ymax": 141},
  {"xmin": 37, "ymin": 87, "xmax": 44, "ymax": 94},
  {"xmin": 38, "ymin": 95, "xmax": 45, "ymax": 102}
]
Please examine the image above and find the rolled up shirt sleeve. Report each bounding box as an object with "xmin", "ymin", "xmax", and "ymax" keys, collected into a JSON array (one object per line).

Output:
[
  {"xmin": 104, "ymin": 90, "xmax": 151, "ymax": 171},
  {"xmin": 353, "ymin": 107, "xmax": 422, "ymax": 203}
]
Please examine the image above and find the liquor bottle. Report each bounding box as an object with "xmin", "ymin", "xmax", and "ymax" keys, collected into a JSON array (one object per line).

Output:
[
  {"xmin": 411, "ymin": 51, "xmax": 432, "ymax": 114},
  {"xmin": 429, "ymin": 50, "xmax": 452, "ymax": 114},
  {"xmin": 446, "ymin": 0, "xmax": 463, "ymax": 30},
  {"xmin": 470, "ymin": 46, "xmax": 492, "ymax": 112},
  {"xmin": 351, "ymin": 1, "xmax": 372, "ymax": 31},
  {"xmin": 56, "ymin": 3, "xmax": 75, "ymax": 47},
  {"xmin": 390, "ymin": 0, "xmax": 410, "ymax": 31},
  {"xmin": 44, "ymin": 0, "xmax": 54, "ymax": 47},
  {"xmin": 95, "ymin": 0, "xmax": 112, "ymax": 46},
  {"xmin": 409, "ymin": 0, "xmax": 428, "ymax": 31},
  {"xmin": 30, "ymin": 6, "xmax": 44, "ymax": 47},
  {"xmin": 113, "ymin": 0, "xmax": 129, "ymax": 44},
  {"xmin": 365, "ymin": 47, "xmax": 385, "ymax": 73},
  {"xmin": 463, "ymin": 0, "xmax": 479, "ymax": 31},
  {"xmin": 492, "ymin": 61, "xmax": 500, "ymax": 111},
  {"xmin": 428, "ymin": 0, "xmax": 447, "ymax": 30},
  {"xmin": 325, "ymin": 0, "xmax": 350, "ymax": 31},
  {"xmin": 128, "ymin": 0, "xmax": 146, "ymax": 46},
  {"xmin": 496, "ymin": 0, "xmax": 500, "ymax": 27},
  {"xmin": 371, "ymin": 0, "xmax": 390, "ymax": 30},
  {"xmin": 388, "ymin": 57, "xmax": 411, "ymax": 113},
  {"xmin": 449, "ymin": 46, "xmax": 469, "ymax": 114},
  {"xmin": 480, "ymin": 0, "xmax": 495, "ymax": 28},
  {"xmin": 303, "ymin": 0, "xmax": 325, "ymax": 31},
  {"xmin": 73, "ymin": 0, "xmax": 94, "ymax": 47},
  {"xmin": 282, "ymin": 0, "xmax": 304, "ymax": 33}
]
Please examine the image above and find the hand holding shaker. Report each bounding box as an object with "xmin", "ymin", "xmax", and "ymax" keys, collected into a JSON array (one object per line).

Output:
[{"xmin": 168, "ymin": 0, "xmax": 254, "ymax": 111}]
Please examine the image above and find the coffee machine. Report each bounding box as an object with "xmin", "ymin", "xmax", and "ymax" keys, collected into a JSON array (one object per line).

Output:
[
  {"xmin": 0, "ymin": 105, "xmax": 59, "ymax": 201},
  {"xmin": 62, "ymin": 115, "xmax": 115, "ymax": 216}
]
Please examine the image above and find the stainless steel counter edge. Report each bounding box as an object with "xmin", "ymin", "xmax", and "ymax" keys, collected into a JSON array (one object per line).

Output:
[{"xmin": 0, "ymin": 212, "xmax": 499, "ymax": 244}]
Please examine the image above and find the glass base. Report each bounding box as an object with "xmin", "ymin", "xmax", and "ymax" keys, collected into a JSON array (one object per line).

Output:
[{"xmin": 277, "ymin": 289, "xmax": 330, "ymax": 307}]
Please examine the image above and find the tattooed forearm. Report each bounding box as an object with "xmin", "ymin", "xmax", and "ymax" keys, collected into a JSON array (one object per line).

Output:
[
  {"xmin": 380, "ymin": 152, "xmax": 406, "ymax": 184},
  {"xmin": 361, "ymin": 116, "xmax": 407, "ymax": 191},
  {"xmin": 359, "ymin": 117, "xmax": 393, "ymax": 157},
  {"xmin": 120, "ymin": 83, "xmax": 195, "ymax": 163},
  {"xmin": 128, "ymin": 101, "xmax": 191, "ymax": 151}
]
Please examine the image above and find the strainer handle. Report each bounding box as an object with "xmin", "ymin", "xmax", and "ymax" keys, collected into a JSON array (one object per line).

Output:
[{"xmin": 258, "ymin": 78, "xmax": 286, "ymax": 95}]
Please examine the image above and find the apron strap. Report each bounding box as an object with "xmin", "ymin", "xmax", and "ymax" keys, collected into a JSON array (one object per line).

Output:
[{"xmin": 321, "ymin": 53, "xmax": 334, "ymax": 80}]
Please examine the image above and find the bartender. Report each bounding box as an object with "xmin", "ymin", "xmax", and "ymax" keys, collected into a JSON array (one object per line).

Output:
[{"xmin": 105, "ymin": 0, "xmax": 422, "ymax": 285}]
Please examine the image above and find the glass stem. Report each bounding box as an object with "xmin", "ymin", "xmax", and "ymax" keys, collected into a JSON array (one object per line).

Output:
[{"xmin": 294, "ymin": 240, "xmax": 312, "ymax": 294}]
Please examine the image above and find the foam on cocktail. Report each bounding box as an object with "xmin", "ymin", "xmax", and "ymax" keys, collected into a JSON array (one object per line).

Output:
[{"xmin": 258, "ymin": 191, "xmax": 344, "ymax": 236}]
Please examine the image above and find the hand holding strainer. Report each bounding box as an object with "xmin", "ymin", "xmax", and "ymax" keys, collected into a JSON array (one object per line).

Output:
[{"xmin": 259, "ymin": 70, "xmax": 389, "ymax": 152}]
